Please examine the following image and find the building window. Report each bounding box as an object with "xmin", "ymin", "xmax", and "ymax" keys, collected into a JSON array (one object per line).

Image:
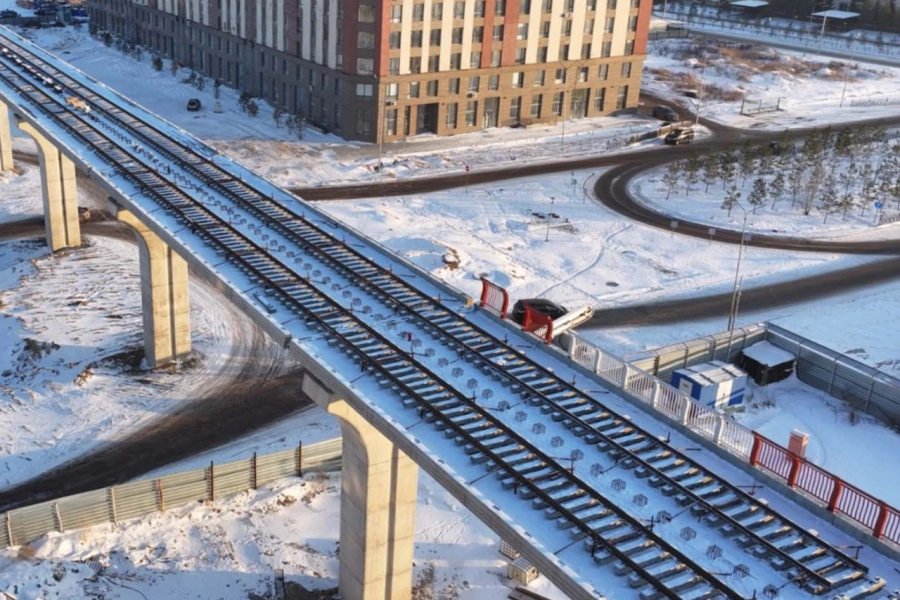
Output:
[
  {"xmin": 586, "ymin": 0, "xmax": 596, "ymax": 9},
  {"xmin": 616, "ymin": 85, "xmax": 628, "ymax": 109},
  {"xmin": 555, "ymin": 68, "xmax": 566, "ymax": 84},
  {"xmin": 491, "ymin": 50, "xmax": 501, "ymax": 66},
  {"xmin": 601, "ymin": 42, "xmax": 612, "ymax": 57},
  {"xmin": 446, "ymin": 102, "xmax": 458, "ymax": 128},
  {"xmin": 541, "ymin": 21, "xmax": 550, "ymax": 38},
  {"xmin": 594, "ymin": 88, "xmax": 606, "ymax": 111},
  {"xmin": 509, "ymin": 96, "xmax": 522, "ymax": 121},
  {"xmin": 631, "ymin": 0, "xmax": 640, "ymax": 7},
  {"xmin": 386, "ymin": 83, "xmax": 399, "ymax": 100},
  {"xmin": 530, "ymin": 94, "xmax": 542, "ymax": 117},
  {"xmin": 410, "ymin": 56, "xmax": 422, "ymax": 72},
  {"xmin": 621, "ymin": 62, "xmax": 632, "ymax": 78},
  {"xmin": 411, "ymin": 31, "xmax": 423, "ymax": 48},
  {"xmin": 466, "ymin": 100, "xmax": 478, "ymax": 125},
  {"xmin": 562, "ymin": 20, "xmax": 572, "ymax": 36},
  {"xmin": 356, "ymin": 108, "xmax": 371, "ymax": 135},
  {"xmin": 409, "ymin": 82, "xmax": 420, "ymax": 98},
  {"xmin": 488, "ymin": 74, "xmax": 500, "ymax": 90},
  {"xmin": 598, "ymin": 64, "xmax": 609, "ymax": 80},
  {"xmin": 427, "ymin": 80, "xmax": 439, "ymax": 96},
  {"xmin": 356, "ymin": 83, "xmax": 374, "ymax": 97},
  {"xmin": 610, "ymin": 0, "xmax": 617, "ymax": 8},
  {"xmin": 624, "ymin": 40, "xmax": 635, "ymax": 55},
  {"xmin": 389, "ymin": 32, "xmax": 401, "ymax": 49},
  {"xmin": 538, "ymin": 46, "xmax": 548, "ymax": 62},
  {"xmin": 584, "ymin": 18, "xmax": 594, "ymax": 34},
  {"xmin": 433, "ymin": 2, "xmax": 444, "ymax": 19},
  {"xmin": 579, "ymin": 66, "xmax": 589, "ymax": 82},
  {"xmin": 453, "ymin": 27, "xmax": 464, "ymax": 44},
  {"xmin": 358, "ymin": 58, "xmax": 374, "ymax": 74},
  {"xmin": 512, "ymin": 72, "xmax": 524, "ymax": 88},
  {"xmin": 359, "ymin": 5, "xmax": 375, "ymax": 21},
  {"xmin": 581, "ymin": 43, "xmax": 591, "ymax": 59},
  {"xmin": 495, "ymin": 0, "xmax": 506, "ymax": 15},
  {"xmin": 493, "ymin": 25, "xmax": 504, "ymax": 41},
  {"xmin": 431, "ymin": 29, "xmax": 442, "ymax": 46},
  {"xmin": 605, "ymin": 17, "xmax": 614, "ymax": 33},
  {"xmin": 468, "ymin": 76, "xmax": 480, "ymax": 92},
  {"xmin": 470, "ymin": 51, "xmax": 482, "ymax": 66},
  {"xmin": 552, "ymin": 92, "xmax": 563, "ymax": 116},
  {"xmin": 454, "ymin": 2, "xmax": 465, "ymax": 18},
  {"xmin": 451, "ymin": 53, "xmax": 462, "ymax": 69},
  {"xmin": 449, "ymin": 78, "xmax": 461, "ymax": 94},
  {"xmin": 475, "ymin": 1, "xmax": 486, "ymax": 17},
  {"xmin": 518, "ymin": 23, "xmax": 528, "ymax": 39},
  {"xmin": 428, "ymin": 56, "xmax": 440, "ymax": 72},
  {"xmin": 561, "ymin": 44, "xmax": 569, "ymax": 60},
  {"xmin": 413, "ymin": 4, "xmax": 425, "ymax": 21},
  {"xmin": 386, "ymin": 108, "xmax": 398, "ymax": 135},
  {"xmin": 629, "ymin": 15, "xmax": 638, "ymax": 31},
  {"xmin": 543, "ymin": 0, "xmax": 552, "ymax": 12},
  {"xmin": 389, "ymin": 58, "xmax": 400, "ymax": 74},
  {"xmin": 533, "ymin": 70, "xmax": 545, "ymax": 86},
  {"xmin": 516, "ymin": 48, "xmax": 526, "ymax": 63},
  {"xmin": 473, "ymin": 26, "xmax": 484, "ymax": 42},
  {"xmin": 520, "ymin": 0, "xmax": 531, "ymax": 11}
]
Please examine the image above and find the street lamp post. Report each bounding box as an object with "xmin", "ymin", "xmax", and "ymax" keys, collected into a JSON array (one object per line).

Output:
[
  {"xmin": 727, "ymin": 206, "xmax": 751, "ymax": 333},
  {"xmin": 374, "ymin": 75, "xmax": 384, "ymax": 171},
  {"xmin": 560, "ymin": 63, "xmax": 571, "ymax": 151},
  {"xmin": 840, "ymin": 33, "xmax": 860, "ymax": 108},
  {"xmin": 694, "ymin": 56, "xmax": 706, "ymax": 127}
]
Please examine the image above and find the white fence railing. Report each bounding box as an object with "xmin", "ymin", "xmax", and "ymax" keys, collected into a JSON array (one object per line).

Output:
[
  {"xmin": 0, "ymin": 438, "xmax": 342, "ymax": 549},
  {"xmin": 566, "ymin": 335, "xmax": 754, "ymax": 460}
]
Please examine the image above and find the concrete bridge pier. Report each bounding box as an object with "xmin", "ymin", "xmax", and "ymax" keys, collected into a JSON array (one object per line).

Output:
[
  {"xmin": 116, "ymin": 208, "xmax": 191, "ymax": 368},
  {"xmin": 327, "ymin": 398, "xmax": 419, "ymax": 600},
  {"xmin": 0, "ymin": 104, "xmax": 13, "ymax": 171},
  {"xmin": 17, "ymin": 120, "xmax": 81, "ymax": 251}
]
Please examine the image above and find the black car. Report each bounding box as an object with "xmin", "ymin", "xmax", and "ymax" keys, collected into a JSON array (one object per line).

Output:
[
  {"xmin": 664, "ymin": 127, "xmax": 695, "ymax": 145},
  {"xmin": 652, "ymin": 105, "xmax": 679, "ymax": 122},
  {"xmin": 511, "ymin": 298, "xmax": 568, "ymax": 325},
  {"xmin": 186, "ymin": 98, "xmax": 202, "ymax": 111}
]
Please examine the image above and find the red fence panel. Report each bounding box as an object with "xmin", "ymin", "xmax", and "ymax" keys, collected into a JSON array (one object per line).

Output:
[
  {"xmin": 882, "ymin": 507, "xmax": 900, "ymax": 545},
  {"xmin": 794, "ymin": 461, "xmax": 836, "ymax": 505},
  {"xmin": 522, "ymin": 305, "xmax": 553, "ymax": 344},
  {"xmin": 479, "ymin": 277, "xmax": 509, "ymax": 319},
  {"xmin": 836, "ymin": 482, "xmax": 882, "ymax": 531},
  {"xmin": 754, "ymin": 435, "xmax": 793, "ymax": 480}
]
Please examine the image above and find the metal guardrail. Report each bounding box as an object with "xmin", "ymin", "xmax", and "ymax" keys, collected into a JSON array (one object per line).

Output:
[{"xmin": 0, "ymin": 438, "xmax": 342, "ymax": 549}]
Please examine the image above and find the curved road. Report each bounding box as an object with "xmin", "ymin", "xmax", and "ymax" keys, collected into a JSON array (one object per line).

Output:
[{"xmin": 0, "ymin": 218, "xmax": 313, "ymax": 511}]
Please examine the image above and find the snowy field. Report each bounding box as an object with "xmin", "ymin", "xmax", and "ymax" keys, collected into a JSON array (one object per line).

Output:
[{"xmin": 0, "ymin": 21, "xmax": 899, "ymax": 600}]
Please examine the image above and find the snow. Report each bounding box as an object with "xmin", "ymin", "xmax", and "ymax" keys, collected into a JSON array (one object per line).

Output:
[
  {"xmin": 0, "ymin": 19, "xmax": 898, "ymax": 600},
  {"xmin": 742, "ymin": 340, "xmax": 795, "ymax": 366}
]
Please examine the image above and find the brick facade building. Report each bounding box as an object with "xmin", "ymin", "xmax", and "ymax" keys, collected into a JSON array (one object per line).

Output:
[{"xmin": 88, "ymin": 0, "xmax": 652, "ymax": 142}]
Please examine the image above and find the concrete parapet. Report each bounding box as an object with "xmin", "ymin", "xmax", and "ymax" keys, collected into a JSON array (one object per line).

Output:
[
  {"xmin": 116, "ymin": 208, "xmax": 191, "ymax": 368},
  {"xmin": 17, "ymin": 119, "xmax": 80, "ymax": 251},
  {"xmin": 328, "ymin": 398, "xmax": 418, "ymax": 600}
]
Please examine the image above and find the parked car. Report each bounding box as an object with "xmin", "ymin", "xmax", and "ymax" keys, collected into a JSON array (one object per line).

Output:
[
  {"xmin": 664, "ymin": 127, "xmax": 695, "ymax": 145},
  {"xmin": 0, "ymin": 9, "xmax": 19, "ymax": 18},
  {"xmin": 186, "ymin": 98, "xmax": 202, "ymax": 111},
  {"xmin": 652, "ymin": 105, "xmax": 679, "ymax": 122},
  {"xmin": 511, "ymin": 298, "xmax": 569, "ymax": 325}
]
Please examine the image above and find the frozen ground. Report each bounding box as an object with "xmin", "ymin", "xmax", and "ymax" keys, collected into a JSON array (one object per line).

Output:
[{"xmin": 0, "ymin": 21, "xmax": 898, "ymax": 600}]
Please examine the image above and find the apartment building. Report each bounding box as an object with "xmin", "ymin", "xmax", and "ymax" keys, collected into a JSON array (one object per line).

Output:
[{"xmin": 87, "ymin": 0, "xmax": 652, "ymax": 143}]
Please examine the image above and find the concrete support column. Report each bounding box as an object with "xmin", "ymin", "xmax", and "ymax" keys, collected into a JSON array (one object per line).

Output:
[
  {"xmin": 327, "ymin": 399, "xmax": 418, "ymax": 600},
  {"xmin": 117, "ymin": 209, "xmax": 191, "ymax": 368},
  {"xmin": 17, "ymin": 120, "xmax": 81, "ymax": 251},
  {"xmin": 0, "ymin": 104, "xmax": 13, "ymax": 171}
]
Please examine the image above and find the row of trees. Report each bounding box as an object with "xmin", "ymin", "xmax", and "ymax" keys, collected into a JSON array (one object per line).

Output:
[
  {"xmin": 88, "ymin": 27, "xmax": 305, "ymax": 140},
  {"xmin": 662, "ymin": 125, "xmax": 900, "ymax": 222}
]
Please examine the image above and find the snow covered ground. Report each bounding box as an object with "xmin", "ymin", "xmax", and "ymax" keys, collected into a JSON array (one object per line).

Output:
[{"xmin": 0, "ymin": 21, "xmax": 899, "ymax": 600}]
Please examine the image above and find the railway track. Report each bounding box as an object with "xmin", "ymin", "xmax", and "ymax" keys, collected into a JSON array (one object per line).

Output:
[{"xmin": 0, "ymin": 31, "xmax": 891, "ymax": 600}]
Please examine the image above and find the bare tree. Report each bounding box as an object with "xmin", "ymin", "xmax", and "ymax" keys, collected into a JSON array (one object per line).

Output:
[
  {"xmin": 722, "ymin": 184, "xmax": 741, "ymax": 217},
  {"xmin": 748, "ymin": 177, "xmax": 768, "ymax": 214}
]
